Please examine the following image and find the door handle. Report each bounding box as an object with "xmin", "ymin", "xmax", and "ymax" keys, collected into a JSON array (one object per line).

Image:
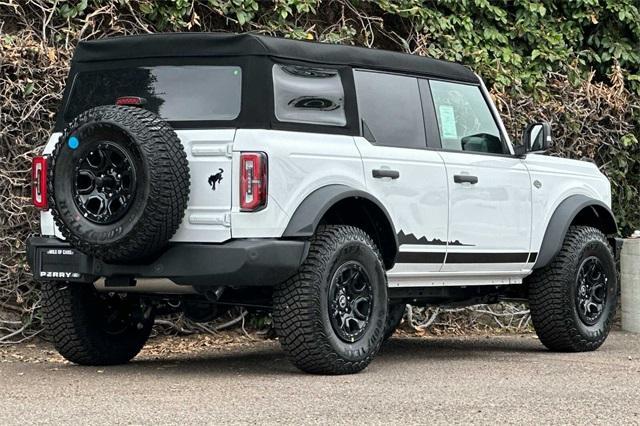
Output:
[
  {"xmin": 453, "ymin": 174, "xmax": 478, "ymax": 184},
  {"xmin": 372, "ymin": 169, "xmax": 400, "ymax": 179}
]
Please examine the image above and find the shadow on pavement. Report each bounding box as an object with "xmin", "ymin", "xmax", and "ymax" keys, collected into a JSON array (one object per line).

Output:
[
  {"xmin": 381, "ymin": 334, "xmax": 545, "ymax": 355},
  {"xmin": 64, "ymin": 334, "xmax": 548, "ymax": 377}
]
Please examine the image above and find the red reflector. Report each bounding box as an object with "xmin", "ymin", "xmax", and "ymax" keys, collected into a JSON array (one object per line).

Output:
[
  {"xmin": 115, "ymin": 96, "xmax": 146, "ymax": 106},
  {"xmin": 32, "ymin": 156, "xmax": 48, "ymax": 210},
  {"xmin": 240, "ymin": 152, "xmax": 268, "ymax": 211}
]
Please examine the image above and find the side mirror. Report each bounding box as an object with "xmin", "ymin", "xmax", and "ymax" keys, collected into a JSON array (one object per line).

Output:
[{"xmin": 521, "ymin": 122, "xmax": 552, "ymax": 153}]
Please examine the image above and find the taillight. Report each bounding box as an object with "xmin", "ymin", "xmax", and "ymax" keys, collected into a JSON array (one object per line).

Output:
[
  {"xmin": 32, "ymin": 156, "xmax": 48, "ymax": 210},
  {"xmin": 240, "ymin": 152, "xmax": 268, "ymax": 211}
]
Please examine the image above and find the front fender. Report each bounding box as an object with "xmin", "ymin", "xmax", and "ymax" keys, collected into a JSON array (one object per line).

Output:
[{"xmin": 534, "ymin": 194, "xmax": 617, "ymax": 269}]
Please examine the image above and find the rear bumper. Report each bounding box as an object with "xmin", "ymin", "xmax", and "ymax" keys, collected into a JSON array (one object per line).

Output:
[{"xmin": 27, "ymin": 236, "xmax": 308, "ymax": 288}]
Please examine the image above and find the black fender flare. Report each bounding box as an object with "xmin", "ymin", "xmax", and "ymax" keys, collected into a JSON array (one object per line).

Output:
[
  {"xmin": 534, "ymin": 194, "xmax": 617, "ymax": 269},
  {"xmin": 283, "ymin": 184, "xmax": 398, "ymax": 263}
]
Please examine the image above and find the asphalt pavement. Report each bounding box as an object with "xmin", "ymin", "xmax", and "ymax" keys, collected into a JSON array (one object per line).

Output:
[{"xmin": 1, "ymin": 331, "xmax": 639, "ymax": 425}]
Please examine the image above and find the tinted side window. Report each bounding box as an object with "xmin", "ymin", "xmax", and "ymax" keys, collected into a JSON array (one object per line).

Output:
[
  {"xmin": 430, "ymin": 80, "xmax": 504, "ymax": 154},
  {"xmin": 354, "ymin": 70, "xmax": 426, "ymax": 149},
  {"xmin": 272, "ymin": 64, "xmax": 346, "ymax": 126}
]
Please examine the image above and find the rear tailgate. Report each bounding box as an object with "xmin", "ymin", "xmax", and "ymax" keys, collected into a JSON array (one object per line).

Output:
[
  {"xmin": 170, "ymin": 129, "xmax": 234, "ymax": 243},
  {"xmin": 52, "ymin": 63, "xmax": 242, "ymax": 243}
]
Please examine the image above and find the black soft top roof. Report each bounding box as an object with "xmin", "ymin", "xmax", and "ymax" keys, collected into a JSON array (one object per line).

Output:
[{"xmin": 72, "ymin": 32, "xmax": 479, "ymax": 84}]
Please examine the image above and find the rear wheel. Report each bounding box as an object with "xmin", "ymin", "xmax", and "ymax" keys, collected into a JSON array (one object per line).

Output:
[
  {"xmin": 273, "ymin": 225, "xmax": 387, "ymax": 374},
  {"xmin": 526, "ymin": 226, "xmax": 617, "ymax": 352},
  {"xmin": 42, "ymin": 282, "xmax": 154, "ymax": 365}
]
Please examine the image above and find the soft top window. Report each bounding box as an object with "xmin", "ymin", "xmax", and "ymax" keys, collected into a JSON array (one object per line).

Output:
[
  {"xmin": 64, "ymin": 65, "xmax": 242, "ymax": 123},
  {"xmin": 272, "ymin": 64, "xmax": 346, "ymax": 127}
]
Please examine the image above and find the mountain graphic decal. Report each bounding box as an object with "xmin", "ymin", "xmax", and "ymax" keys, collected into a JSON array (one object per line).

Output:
[{"xmin": 397, "ymin": 230, "xmax": 474, "ymax": 247}]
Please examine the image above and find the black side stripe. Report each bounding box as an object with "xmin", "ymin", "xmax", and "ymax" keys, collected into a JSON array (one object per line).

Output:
[
  {"xmin": 396, "ymin": 252, "xmax": 446, "ymax": 264},
  {"xmin": 397, "ymin": 252, "xmax": 538, "ymax": 264},
  {"xmin": 445, "ymin": 252, "xmax": 530, "ymax": 264}
]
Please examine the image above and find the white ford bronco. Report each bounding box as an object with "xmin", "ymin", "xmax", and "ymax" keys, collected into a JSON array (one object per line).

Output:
[{"xmin": 28, "ymin": 33, "xmax": 622, "ymax": 374}]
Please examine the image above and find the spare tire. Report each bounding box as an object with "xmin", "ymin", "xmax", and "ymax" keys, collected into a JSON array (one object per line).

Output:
[{"xmin": 48, "ymin": 105, "xmax": 190, "ymax": 263}]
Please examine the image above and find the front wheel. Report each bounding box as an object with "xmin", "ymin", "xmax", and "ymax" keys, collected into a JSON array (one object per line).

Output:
[
  {"xmin": 526, "ymin": 226, "xmax": 617, "ymax": 352},
  {"xmin": 273, "ymin": 225, "xmax": 388, "ymax": 375},
  {"xmin": 383, "ymin": 303, "xmax": 406, "ymax": 342},
  {"xmin": 43, "ymin": 282, "xmax": 154, "ymax": 365}
]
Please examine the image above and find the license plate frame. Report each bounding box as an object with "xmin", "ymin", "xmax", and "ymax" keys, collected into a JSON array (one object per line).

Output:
[{"xmin": 34, "ymin": 246, "xmax": 94, "ymax": 282}]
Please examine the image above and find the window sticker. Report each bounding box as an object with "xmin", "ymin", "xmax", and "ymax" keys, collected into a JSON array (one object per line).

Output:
[{"xmin": 438, "ymin": 105, "xmax": 458, "ymax": 139}]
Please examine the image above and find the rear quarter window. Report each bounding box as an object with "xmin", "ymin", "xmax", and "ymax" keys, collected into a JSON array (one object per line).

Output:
[
  {"xmin": 64, "ymin": 66, "xmax": 242, "ymax": 122},
  {"xmin": 272, "ymin": 64, "xmax": 347, "ymax": 127}
]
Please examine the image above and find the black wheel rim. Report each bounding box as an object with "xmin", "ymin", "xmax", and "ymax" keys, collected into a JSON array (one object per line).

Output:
[
  {"xmin": 73, "ymin": 141, "xmax": 137, "ymax": 224},
  {"xmin": 328, "ymin": 261, "xmax": 374, "ymax": 343},
  {"xmin": 575, "ymin": 256, "xmax": 609, "ymax": 326}
]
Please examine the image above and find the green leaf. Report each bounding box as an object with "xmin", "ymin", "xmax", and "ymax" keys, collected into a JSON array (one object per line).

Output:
[
  {"xmin": 139, "ymin": 3, "xmax": 153, "ymax": 14},
  {"xmin": 621, "ymin": 134, "xmax": 638, "ymax": 147},
  {"xmin": 23, "ymin": 82, "xmax": 34, "ymax": 96},
  {"xmin": 236, "ymin": 11, "xmax": 246, "ymax": 25}
]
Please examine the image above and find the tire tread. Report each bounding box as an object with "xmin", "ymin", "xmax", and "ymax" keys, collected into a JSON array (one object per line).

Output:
[
  {"xmin": 527, "ymin": 226, "xmax": 616, "ymax": 352},
  {"xmin": 273, "ymin": 225, "xmax": 386, "ymax": 374},
  {"xmin": 42, "ymin": 282, "xmax": 153, "ymax": 365}
]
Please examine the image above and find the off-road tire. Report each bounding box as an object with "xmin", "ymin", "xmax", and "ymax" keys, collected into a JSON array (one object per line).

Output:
[
  {"xmin": 383, "ymin": 303, "xmax": 405, "ymax": 342},
  {"xmin": 42, "ymin": 282, "xmax": 154, "ymax": 365},
  {"xmin": 526, "ymin": 226, "xmax": 617, "ymax": 352},
  {"xmin": 273, "ymin": 225, "xmax": 388, "ymax": 375},
  {"xmin": 48, "ymin": 105, "xmax": 189, "ymax": 263}
]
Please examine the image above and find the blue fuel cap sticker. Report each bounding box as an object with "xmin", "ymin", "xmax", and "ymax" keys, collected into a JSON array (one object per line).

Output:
[{"xmin": 68, "ymin": 136, "xmax": 79, "ymax": 150}]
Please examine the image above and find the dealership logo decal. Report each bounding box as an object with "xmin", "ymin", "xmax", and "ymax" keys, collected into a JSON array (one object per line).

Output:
[{"xmin": 40, "ymin": 271, "xmax": 81, "ymax": 278}]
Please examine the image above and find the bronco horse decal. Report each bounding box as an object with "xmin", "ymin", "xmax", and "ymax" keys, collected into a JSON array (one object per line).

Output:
[{"xmin": 208, "ymin": 168, "xmax": 224, "ymax": 191}]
